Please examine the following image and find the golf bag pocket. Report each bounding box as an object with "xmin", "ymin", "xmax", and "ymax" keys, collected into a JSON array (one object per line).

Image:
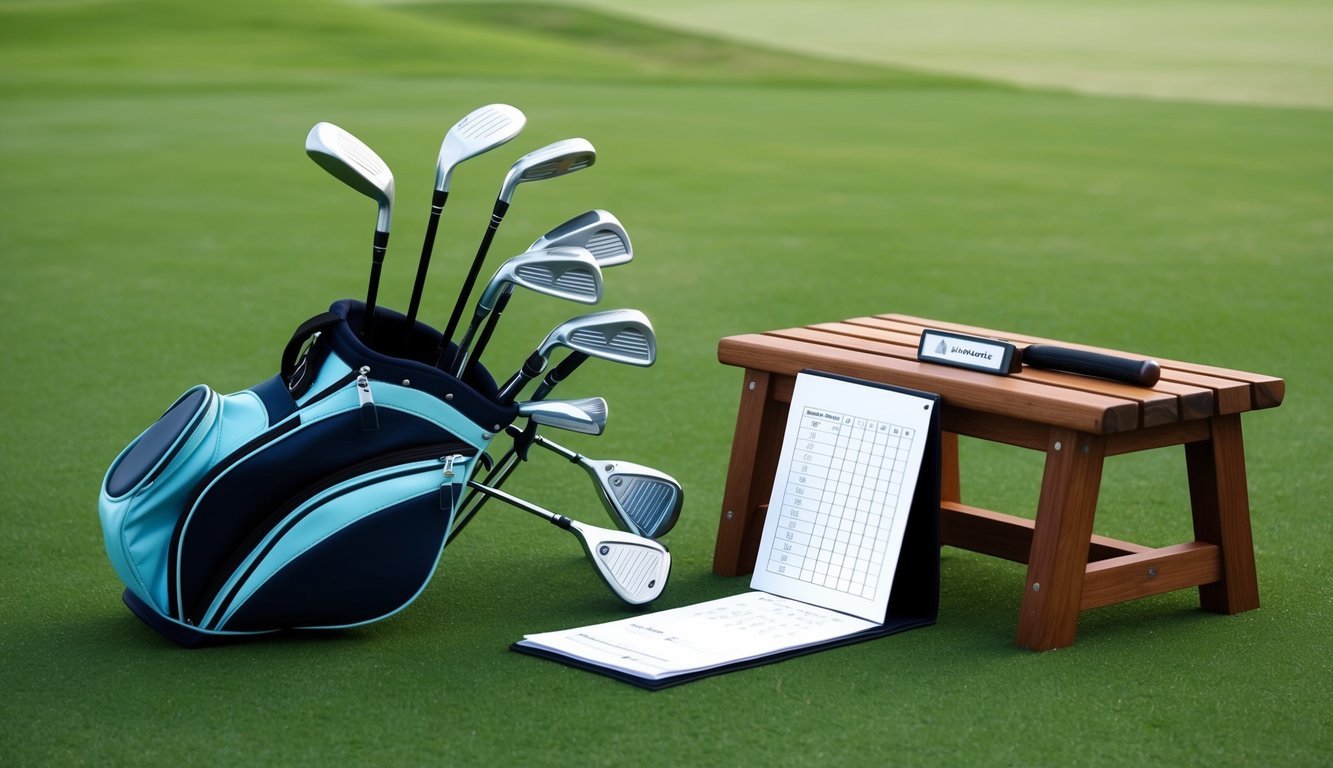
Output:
[
  {"xmin": 99, "ymin": 383, "xmax": 275, "ymax": 615},
  {"xmin": 190, "ymin": 449, "xmax": 474, "ymax": 634}
]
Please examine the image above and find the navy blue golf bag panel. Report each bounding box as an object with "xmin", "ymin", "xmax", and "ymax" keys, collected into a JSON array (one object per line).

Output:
[{"xmin": 99, "ymin": 300, "xmax": 515, "ymax": 645}]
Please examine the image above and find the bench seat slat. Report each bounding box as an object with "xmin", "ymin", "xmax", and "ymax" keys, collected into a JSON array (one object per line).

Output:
[
  {"xmin": 808, "ymin": 322, "xmax": 1187, "ymax": 428},
  {"xmin": 874, "ymin": 314, "xmax": 1281, "ymax": 411},
  {"xmin": 720, "ymin": 333, "xmax": 1140, "ymax": 434}
]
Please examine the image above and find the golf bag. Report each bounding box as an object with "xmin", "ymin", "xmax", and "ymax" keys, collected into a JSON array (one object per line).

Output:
[{"xmin": 98, "ymin": 300, "xmax": 516, "ymax": 646}]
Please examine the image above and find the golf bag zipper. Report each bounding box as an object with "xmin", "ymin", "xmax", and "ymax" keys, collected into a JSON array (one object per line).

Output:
[{"xmin": 192, "ymin": 443, "xmax": 475, "ymax": 628}]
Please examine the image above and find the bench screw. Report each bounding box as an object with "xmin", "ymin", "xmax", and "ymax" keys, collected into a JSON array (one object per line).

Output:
[
  {"xmin": 1032, "ymin": 582, "xmax": 1041, "ymax": 592},
  {"xmin": 1148, "ymin": 567, "xmax": 1158, "ymax": 579},
  {"xmin": 748, "ymin": 381, "xmax": 756, "ymax": 391},
  {"xmin": 726, "ymin": 510, "xmax": 734, "ymax": 520},
  {"xmin": 1053, "ymin": 442, "xmax": 1062, "ymax": 452}
]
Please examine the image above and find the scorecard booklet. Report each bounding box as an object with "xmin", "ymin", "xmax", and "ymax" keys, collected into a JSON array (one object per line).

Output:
[{"xmin": 513, "ymin": 371, "xmax": 942, "ymax": 689}]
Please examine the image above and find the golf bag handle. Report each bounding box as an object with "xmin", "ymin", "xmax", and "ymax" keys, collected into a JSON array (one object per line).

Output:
[{"xmin": 280, "ymin": 311, "xmax": 341, "ymax": 395}]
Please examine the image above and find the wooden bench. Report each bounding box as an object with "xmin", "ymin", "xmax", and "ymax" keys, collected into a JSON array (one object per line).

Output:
[{"xmin": 713, "ymin": 314, "xmax": 1284, "ymax": 650}]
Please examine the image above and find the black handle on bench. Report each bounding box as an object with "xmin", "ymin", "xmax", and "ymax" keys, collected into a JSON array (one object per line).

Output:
[{"xmin": 1022, "ymin": 344, "xmax": 1161, "ymax": 387}]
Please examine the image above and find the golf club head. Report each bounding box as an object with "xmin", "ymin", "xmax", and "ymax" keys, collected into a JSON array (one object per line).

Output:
[
  {"xmin": 567, "ymin": 518, "xmax": 670, "ymax": 605},
  {"xmin": 518, "ymin": 397, "xmax": 608, "ymax": 436},
  {"xmin": 498, "ymin": 138, "xmax": 596, "ymax": 204},
  {"xmin": 476, "ymin": 247, "xmax": 603, "ymax": 313},
  {"xmin": 583, "ymin": 459, "xmax": 683, "ymax": 539},
  {"xmin": 305, "ymin": 121, "xmax": 395, "ymax": 233},
  {"xmin": 435, "ymin": 104, "xmax": 526, "ymax": 193},
  {"xmin": 538, "ymin": 309, "xmax": 656, "ymax": 368},
  {"xmin": 529, "ymin": 209, "xmax": 632, "ymax": 268}
]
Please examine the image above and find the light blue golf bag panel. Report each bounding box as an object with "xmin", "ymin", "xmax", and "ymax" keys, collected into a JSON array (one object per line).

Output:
[{"xmin": 98, "ymin": 383, "xmax": 272, "ymax": 612}]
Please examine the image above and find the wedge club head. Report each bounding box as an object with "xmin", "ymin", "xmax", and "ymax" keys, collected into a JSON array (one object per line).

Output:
[
  {"xmin": 518, "ymin": 397, "xmax": 609, "ymax": 436},
  {"xmin": 305, "ymin": 121, "xmax": 394, "ymax": 234},
  {"xmin": 529, "ymin": 209, "xmax": 632, "ymax": 268}
]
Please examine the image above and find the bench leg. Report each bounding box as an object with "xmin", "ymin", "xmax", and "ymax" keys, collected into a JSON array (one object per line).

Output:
[
  {"xmin": 713, "ymin": 370, "xmax": 790, "ymax": 576},
  {"xmin": 1186, "ymin": 414, "xmax": 1260, "ymax": 614},
  {"xmin": 1017, "ymin": 428, "xmax": 1106, "ymax": 651}
]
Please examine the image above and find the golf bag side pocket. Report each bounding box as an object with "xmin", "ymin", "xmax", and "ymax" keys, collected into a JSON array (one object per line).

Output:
[{"xmin": 99, "ymin": 383, "xmax": 273, "ymax": 615}]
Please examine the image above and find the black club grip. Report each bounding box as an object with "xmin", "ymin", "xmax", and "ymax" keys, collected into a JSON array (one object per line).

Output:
[{"xmin": 1022, "ymin": 344, "xmax": 1161, "ymax": 387}]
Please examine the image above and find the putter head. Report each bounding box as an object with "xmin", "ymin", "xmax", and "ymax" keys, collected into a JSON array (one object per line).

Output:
[
  {"xmin": 305, "ymin": 121, "xmax": 395, "ymax": 233},
  {"xmin": 477, "ymin": 247, "xmax": 603, "ymax": 313},
  {"xmin": 435, "ymin": 104, "xmax": 526, "ymax": 193},
  {"xmin": 529, "ymin": 210, "xmax": 632, "ymax": 268},
  {"xmin": 584, "ymin": 460, "xmax": 683, "ymax": 539},
  {"xmin": 567, "ymin": 519, "xmax": 671, "ymax": 605},
  {"xmin": 539, "ymin": 309, "xmax": 656, "ymax": 368},
  {"xmin": 499, "ymin": 138, "xmax": 596, "ymax": 204},
  {"xmin": 518, "ymin": 397, "xmax": 608, "ymax": 436}
]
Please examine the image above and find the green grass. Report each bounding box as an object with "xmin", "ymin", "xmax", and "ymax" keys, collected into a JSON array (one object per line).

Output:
[{"xmin": 2, "ymin": 1, "xmax": 1330, "ymax": 766}]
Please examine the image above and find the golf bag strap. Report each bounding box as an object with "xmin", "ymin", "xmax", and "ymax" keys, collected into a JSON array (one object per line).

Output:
[{"xmin": 281, "ymin": 311, "xmax": 342, "ymax": 392}]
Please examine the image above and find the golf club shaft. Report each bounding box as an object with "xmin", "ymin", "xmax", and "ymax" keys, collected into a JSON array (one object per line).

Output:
[
  {"xmin": 446, "ymin": 354, "xmax": 587, "ymax": 541},
  {"xmin": 404, "ymin": 189, "xmax": 449, "ymax": 348},
  {"xmin": 436, "ymin": 198, "xmax": 510, "ymax": 370},
  {"xmin": 363, "ymin": 230, "xmax": 390, "ymax": 342},
  {"xmin": 460, "ymin": 286, "xmax": 513, "ymax": 375},
  {"xmin": 466, "ymin": 480, "xmax": 568, "ymax": 527}
]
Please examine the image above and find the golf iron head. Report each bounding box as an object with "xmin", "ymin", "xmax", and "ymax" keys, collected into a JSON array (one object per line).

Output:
[
  {"xmin": 518, "ymin": 397, "xmax": 608, "ymax": 436},
  {"xmin": 499, "ymin": 138, "xmax": 596, "ymax": 204},
  {"xmin": 496, "ymin": 309, "xmax": 656, "ymax": 404},
  {"xmin": 529, "ymin": 209, "xmax": 632, "ymax": 268}
]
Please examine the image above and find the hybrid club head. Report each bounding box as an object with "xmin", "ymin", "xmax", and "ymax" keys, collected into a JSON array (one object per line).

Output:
[
  {"xmin": 525, "ymin": 432, "xmax": 682, "ymax": 539},
  {"xmin": 466, "ymin": 480, "xmax": 670, "ymax": 605},
  {"xmin": 305, "ymin": 121, "xmax": 395, "ymax": 234},
  {"xmin": 566, "ymin": 518, "xmax": 671, "ymax": 605},
  {"xmin": 529, "ymin": 209, "xmax": 632, "ymax": 268},
  {"xmin": 498, "ymin": 138, "xmax": 596, "ymax": 204},
  {"xmin": 582, "ymin": 459, "xmax": 683, "ymax": 539},
  {"xmin": 434, "ymin": 104, "xmax": 526, "ymax": 193},
  {"xmin": 518, "ymin": 397, "xmax": 608, "ymax": 436}
]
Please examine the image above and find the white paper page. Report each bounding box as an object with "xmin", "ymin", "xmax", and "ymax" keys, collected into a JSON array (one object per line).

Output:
[
  {"xmin": 515, "ymin": 591, "xmax": 880, "ymax": 681},
  {"xmin": 750, "ymin": 373, "xmax": 935, "ymax": 622}
]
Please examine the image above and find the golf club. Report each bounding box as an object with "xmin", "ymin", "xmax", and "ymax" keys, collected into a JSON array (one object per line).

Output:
[
  {"xmin": 450, "ymin": 423, "xmax": 681, "ymax": 542},
  {"xmin": 465, "ymin": 210, "xmax": 633, "ymax": 369},
  {"xmin": 495, "ymin": 308, "xmax": 655, "ymax": 405},
  {"xmin": 435, "ymin": 138, "xmax": 597, "ymax": 371},
  {"xmin": 518, "ymin": 396, "xmax": 609, "ymax": 436},
  {"xmin": 525, "ymin": 432, "xmax": 683, "ymax": 540},
  {"xmin": 403, "ymin": 104, "xmax": 526, "ymax": 348},
  {"xmin": 305, "ymin": 121, "xmax": 395, "ymax": 344},
  {"xmin": 466, "ymin": 480, "xmax": 670, "ymax": 605},
  {"xmin": 450, "ymin": 246, "xmax": 604, "ymax": 377}
]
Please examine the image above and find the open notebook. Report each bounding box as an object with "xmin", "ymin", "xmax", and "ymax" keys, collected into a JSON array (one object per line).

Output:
[{"xmin": 513, "ymin": 371, "xmax": 941, "ymax": 689}]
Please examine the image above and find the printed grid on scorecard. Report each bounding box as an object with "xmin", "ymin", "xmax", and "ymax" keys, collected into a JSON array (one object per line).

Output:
[{"xmin": 763, "ymin": 406, "xmax": 917, "ymax": 599}]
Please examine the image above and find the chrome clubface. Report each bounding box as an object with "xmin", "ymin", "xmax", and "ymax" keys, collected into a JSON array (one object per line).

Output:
[
  {"xmin": 499, "ymin": 138, "xmax": 596, "ymax": 203},
  {"xmin": 529, "ymin": 209, "xmax": 632, "ymax": 269},
  {"xmin": 541, "ymin": 309, "xmax": 656, "ymax": 368},
  {"xmin": 519, "ymin": 397, "xmax": 609, "ymax": 436},
  {"xmin": 305, "ymin": 122, "xmax": 395, "ymax": 233},
  {"xmin": 435, "ymin": 104, "xmax": 526, "ymax": 193},
  {"xmin": 479, "ymin": 247, "xmax": 603, "ymax": 312}
]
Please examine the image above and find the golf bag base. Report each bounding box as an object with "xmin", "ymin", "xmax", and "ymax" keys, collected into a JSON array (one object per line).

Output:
[{"xmin": 99, "ymin": 299, "xmax": 516, "ymax": 646}]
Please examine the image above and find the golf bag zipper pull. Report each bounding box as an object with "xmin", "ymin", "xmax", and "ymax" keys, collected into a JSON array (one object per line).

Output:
[
  {"xmin": 440, "ymin": 454, "xmax": 464, "ymax": 511},
  {"xmin": 356, "ymin": 366, "xmax": 379, "ymax": 431}
]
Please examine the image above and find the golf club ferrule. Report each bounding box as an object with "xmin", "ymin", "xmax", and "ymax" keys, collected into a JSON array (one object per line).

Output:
[{"xmin": 429, "ymin": 188, "xmax": 448, "ymax": 214}]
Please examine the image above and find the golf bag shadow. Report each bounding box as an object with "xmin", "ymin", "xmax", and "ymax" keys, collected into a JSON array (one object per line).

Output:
[{"xmin": 98, "ymin": 299, "xmax": 515, "ymax": 646}]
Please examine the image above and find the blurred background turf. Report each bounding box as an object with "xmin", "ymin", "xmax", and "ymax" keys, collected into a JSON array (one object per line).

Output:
[{"xmin": 1, "ymin": 1, "xmax": 1329, "ymax": 766}]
